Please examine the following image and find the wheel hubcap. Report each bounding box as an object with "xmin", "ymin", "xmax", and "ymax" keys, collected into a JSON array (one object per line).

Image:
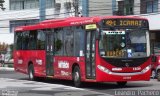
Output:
[
  {"xmin": 75, "ymin": 72, "xmax": 79, "ymax": 81},
  {"xmin": 29, "ymin": 70, "xmax": 33, "ymax": 79}
]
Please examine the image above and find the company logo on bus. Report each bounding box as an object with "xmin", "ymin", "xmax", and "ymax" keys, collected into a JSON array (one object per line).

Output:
[{"xmin": 58, "ymin": 61, "xmax": 69, "ymax": 69}]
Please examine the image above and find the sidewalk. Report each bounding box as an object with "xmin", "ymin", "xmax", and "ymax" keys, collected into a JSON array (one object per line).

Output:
[
  {"xmin": 0, "ymin": 67, "xmax": 14, "ymax": 71},
  {"xmin": 0, "ymin": 63, "xmax": 14, "ymax": 71}
]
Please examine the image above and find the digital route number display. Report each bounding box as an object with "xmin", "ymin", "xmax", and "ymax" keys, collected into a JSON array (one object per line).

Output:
[{"xmin": 103, "ymin": 19, "xmax": 148, "ymax": 28}]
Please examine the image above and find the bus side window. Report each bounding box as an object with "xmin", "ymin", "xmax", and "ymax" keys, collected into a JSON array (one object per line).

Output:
[
  {"xmin": 15, "ymin": 32, "xmax": 23, "ymax": 50},
  {"xmin": 151, "ymin": 56, "xmax": 157, "ymax": 62},
  {"xmin": 63, "ymin": 27, "xmax": 74, "ymax": 56},
  {"xmin": 37, "ymin": 30, "xmax": 45, "ymax": 50},
  {"xmin": 74, "ymin": 26, "xmax": 83, "ymax": 56},
  {"xmin": 28, "ymin": 30, "xmax": 37, "ymax": 50},
  {"xmin": 54, "ymin": 28, "xmax": 63, "ymax": 56}
]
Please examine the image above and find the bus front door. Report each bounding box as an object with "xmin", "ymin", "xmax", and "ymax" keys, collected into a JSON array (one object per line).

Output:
[
  {"xmin": 85, "ymin": 31, "xmax": 96, "ymax": 79},
  {"xmin": 45, "ymin": 31, "xmax": 54, "ymax": 76}
]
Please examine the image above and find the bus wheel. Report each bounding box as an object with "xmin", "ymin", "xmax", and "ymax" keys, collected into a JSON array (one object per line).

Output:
[
  {"xmin": 73, "ymin": 66, "xmax": 81, "ymax": 87},
  {"xmin": 117, "ymin": 81, "xmax": 127, "ymax": 87},
  {"xmin": 28, "ymin": 64, "xmax": 35, "ymax": 81},
  {"xmin": 157, "ymin": 70, "xmax": 160, "ymax": 81}
]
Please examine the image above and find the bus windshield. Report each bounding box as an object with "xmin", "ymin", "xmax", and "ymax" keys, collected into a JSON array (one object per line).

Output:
[{"xmin": 99, "ymin": 29, "xmax": 150, "ymax": 58}]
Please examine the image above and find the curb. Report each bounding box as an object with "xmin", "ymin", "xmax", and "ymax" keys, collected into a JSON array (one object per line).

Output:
[{"xmin": 0, "ymin": 67, "xmax": 14, "ymax": 71}]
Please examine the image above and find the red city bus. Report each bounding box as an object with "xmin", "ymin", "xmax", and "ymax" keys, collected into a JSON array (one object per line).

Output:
[{"xmin": 14, "ymin": 16, "xmax": 151, "ymax": 87}]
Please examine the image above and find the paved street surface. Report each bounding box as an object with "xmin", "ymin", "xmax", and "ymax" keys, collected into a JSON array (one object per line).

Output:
[
  {"xmin": 0, "ymin": 68, "xmax": 160, "ymax": 96},
  {"xmin": 0, "ymin": 68, "xmax": 110, "ymax": 96}
]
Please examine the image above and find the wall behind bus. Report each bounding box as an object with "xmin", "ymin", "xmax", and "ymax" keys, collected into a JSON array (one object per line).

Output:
[{"xmin": 88, "ymin": 0, "xmax": 113, "ymax": 16}]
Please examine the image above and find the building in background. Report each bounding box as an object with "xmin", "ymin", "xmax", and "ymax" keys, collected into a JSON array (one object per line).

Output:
[
  {"xmin": 0, "ymin": 0, "xmax": 82, "ymax": 44},
  {"xmin": 113, "ymin": 0, "xmax": 160, "ymax": 47},
  {"xmin": 0, "ymin": 0, "xmax": 82, "ymax": 63},
  {"xmin": 1, "ymin": 0, "xmax": 160, "ymax": 46},
  {"xmin": 86, "ymin": 0, "xmax": 113, "ymax": 16}
]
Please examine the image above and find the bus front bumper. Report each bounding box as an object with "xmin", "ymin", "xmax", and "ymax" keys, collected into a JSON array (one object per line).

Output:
[{"xmin": 97, "ymin": 65, "xmax": 151, "ymax": 82}]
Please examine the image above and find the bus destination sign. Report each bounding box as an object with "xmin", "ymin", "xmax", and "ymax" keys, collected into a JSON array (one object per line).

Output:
[{"xmin": 104, "ymin": 19, "xmax": 148, "ymax": 28}]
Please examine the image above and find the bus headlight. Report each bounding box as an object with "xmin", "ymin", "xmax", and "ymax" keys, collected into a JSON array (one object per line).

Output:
[
  {"xmin": 141, "ymin": 65, "xmax": 151, "ymax": 73},
  {"xmin": 97, "ymin": 65, "xmax": 111, "ymax": 74}
]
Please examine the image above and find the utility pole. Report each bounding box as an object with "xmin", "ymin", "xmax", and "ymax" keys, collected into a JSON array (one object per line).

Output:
[
  {"xmin": 39, "ymin": 0, "xmax": 46, "ymax": 21},
  {"xmin": 82, "ymin": 0, "xmax": 89, "ymax": 17},
  {"xmin": 112, "ymin": 0, "xmax": 116, "ymax": 15},
  {"xmin": 0, "ymin": 0, "xmax": 5, "ymax": 10},
  {"xmin": 73, "ymin": 0, "xmax": 79, "ymax": 17}
]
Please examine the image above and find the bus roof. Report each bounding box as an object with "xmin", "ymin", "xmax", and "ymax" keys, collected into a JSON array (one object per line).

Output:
[{"xmin": 15, "ymin": 16, "xmax": 148, "ymax": 32}]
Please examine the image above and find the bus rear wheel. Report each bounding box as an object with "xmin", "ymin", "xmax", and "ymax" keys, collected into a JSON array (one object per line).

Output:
[
  {"xmin": 28, "ymin": 64, "xmax": 35, "ymax": 81},
  {"xmin": 73, "ymin": 66, "xmax": 82, "ymax": 87},
  {"xmin": 157, "ymin": 70, "xmax": 160, "ymax": 81},
  {"xmin": 117, "ymin": 81, "xmax": 127, "ymax": 86}
]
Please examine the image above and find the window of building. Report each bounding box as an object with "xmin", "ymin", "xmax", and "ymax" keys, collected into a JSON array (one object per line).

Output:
[
  {"xmin": 147, "ymin": 0, "xmax": 158, "ymax": 13},
  {"xmin": 10, "ymin": 0, "xmax": 24, "ymax": 10},
  {"xmin": 24, "ymin": 0, "xmax": 39, "ymax": 9},
  {"xmin": 141, "ymin": 0, "xmax": 158, "ymax": 14},
  {"xmin": 46, "ymin": 0, "xmax": 55, "ymax": 8},
  {"xmin": 54, "ymin": 3, "xmax": 61, "ymax": 16},
  {"xmin": 10, "ymin": 0, "xmax": 38, "ymax": 10},
  {"xmin": 117, "ymin": 1, "xmax": 125, "ymax": 15},
  {"xmin": 117, "ymin": 0, "xmax": 134, "ymax": 15},
  {"xmin": 64, "ymin": 2, "xmax": 71, "ymax": 15},
  {"xmin": 10, "ymin": 0, "xmax": 54, "ymax": 10},
  {"xmin": 125, "ymin": 0, "xmax": 134, "ymax": 15}
]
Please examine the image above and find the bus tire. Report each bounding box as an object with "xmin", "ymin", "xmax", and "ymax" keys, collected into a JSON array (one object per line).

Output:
[
  {"xmin": 117, "ymin": 81, "xmax": 127, "ymax": 86},
  {"xmin": 157, "ymin": 70, "xmax": 160, "ymax": 81},
  {"xmin": 73, "ymin": 66, "xmax": 81, "ymax": 87},
  {"xmin": 28, "ymin": 64, "xmax": 35, "ymax": 81}
]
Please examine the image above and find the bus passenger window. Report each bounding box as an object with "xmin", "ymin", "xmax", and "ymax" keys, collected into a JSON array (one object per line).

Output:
[
  {"xmin": 37, "ymin": 30, "xmax": 45, "ymax": 50},
  {"xmin": 64, "ymin": 27, "xmax": 74, "ymax": 56},
  {"xmin": 54, "ymin": 28, "xmax": 63, "ymax": 56},
  {"xmin": 28, "ymin": 30, "xmax": 37, "ymax": 50},
  {"xmin": 15, "ymin": 33, "xmax": 22, "ymax": 50},
  {"xmin": 22, "ymin": 32, "xmax": 29, "ymax": 50}
]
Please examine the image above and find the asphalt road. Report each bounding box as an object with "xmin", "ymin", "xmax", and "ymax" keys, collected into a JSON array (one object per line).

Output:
[{"xmin": 0, "ymin": 69, "xmax": 160, "ymax": 96}]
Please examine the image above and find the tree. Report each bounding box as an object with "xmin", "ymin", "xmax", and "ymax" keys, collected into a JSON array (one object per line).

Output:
[
  {"xmin": 0, "ymin": 0, "xmax": 5, "ymax": 10},
  {"xmin": 0, "ymin": 42, "xmax": 8, "ymax": 54}
]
